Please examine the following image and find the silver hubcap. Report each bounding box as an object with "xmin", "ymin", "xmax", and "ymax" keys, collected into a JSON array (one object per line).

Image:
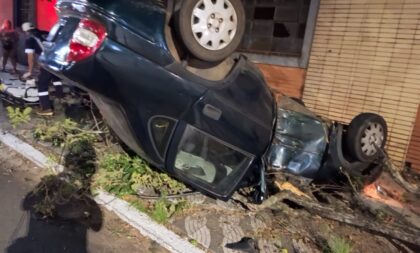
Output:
[
  {"xmin": 191, "ymin": 0, "xmax": 238, "ymax": 50},
  {"xmin": 361, "ymin": 122, "xmax": 384, "ymax": 156}
]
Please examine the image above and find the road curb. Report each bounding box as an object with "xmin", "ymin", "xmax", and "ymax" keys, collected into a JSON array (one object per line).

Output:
[
  {"xmin": 0, "ymin": 130, "xmax": 204, "ymax": 253},
  {"xmin": 95, "ymin": 191, "xmax": 204, "ymax": 253}
]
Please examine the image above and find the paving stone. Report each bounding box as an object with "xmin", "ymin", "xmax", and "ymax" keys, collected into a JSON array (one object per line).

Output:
[
  {"xmin": 185, "ymin": 194, "xmax": 207, "ymax": 205},
  {"xmin": 258, "ymin": 239, "xmax": 280, "ymax": 253},
  {"xmin": 216, "ymin": 199, "xmax": 239, "ymax": 211},
  {"xmin": 185, "ymin": 216, "xmax": 211, "ymax": 249},
  {"xmin": 204, "ymin": 213, "xmax": 225, "ymax": 253},
  {"xmin": 250, "ymin": 215, "xmax": 267, "ymax": 231},
  {"xmin": 220, "ymin": 216, "xmax": 245, "ymax": 253},
  {"xmin": 292, "ymin": 239, "xmax": 320, "ymax": 253}
]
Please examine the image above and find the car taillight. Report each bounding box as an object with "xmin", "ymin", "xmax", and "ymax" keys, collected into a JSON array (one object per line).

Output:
[{"xmin": 67, "ymin": 19, "xmax": 106, "ymax": 62}]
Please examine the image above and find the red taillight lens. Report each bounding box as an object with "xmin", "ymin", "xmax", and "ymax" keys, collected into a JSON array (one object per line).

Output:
[{"xmin": 67, "ymin": 19, "xmax": 106, "ymax": 62}]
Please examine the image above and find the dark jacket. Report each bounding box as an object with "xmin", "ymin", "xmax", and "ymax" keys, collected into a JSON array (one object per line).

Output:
[
  {"xmin": 25, "ymin": 29, "xmax": 49, "ymax": 55},
  {"xmin": 0, "ymin": 30, "xmax": 18, "ymax": 51}
]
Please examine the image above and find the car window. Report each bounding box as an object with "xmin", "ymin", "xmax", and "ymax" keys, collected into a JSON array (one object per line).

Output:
[
  {"xmin": 149, "ymin": 117, "xmax": 176, "ymax": 159},
  {"xmin": 174, "ymin": 125, "xmax": 253, "ymax": 195}
]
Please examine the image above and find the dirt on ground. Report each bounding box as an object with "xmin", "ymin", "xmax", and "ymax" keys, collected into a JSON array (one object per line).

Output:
[
  {"xmin": 0, "ymin": 143, "xmax": 168, "ymax": 253},
  {"xmin": 170, "ymin": 190, "xmax": 418, "ymax": 253}
]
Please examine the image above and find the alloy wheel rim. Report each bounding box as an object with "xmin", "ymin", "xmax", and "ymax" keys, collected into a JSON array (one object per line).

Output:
[
  {"xmin": 361, "ymin": 122, "xmax": 384, "ymax": 156},
  {"xmin": 191, "ymin": 0, "xmax": 238, "ymax": 51}
]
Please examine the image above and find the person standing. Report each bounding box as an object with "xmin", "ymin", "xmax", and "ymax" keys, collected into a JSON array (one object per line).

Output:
[
  {"xmin": 22, "ymin": 22, "xmax": 63, "ymax": 116},
  {"xmin": 0, "ymin": 19, "xmax": 18, "ymax": 74}
]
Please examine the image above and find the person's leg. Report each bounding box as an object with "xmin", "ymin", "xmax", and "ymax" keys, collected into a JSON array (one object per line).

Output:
[
  {"xmin": 2, "ymin": 49, "xmax": 9, "ymax": 71},
  {"xmin": 10, "ymin": 47, "xmax": 17, "ymax": 74},
  {"xmin": 37, "ymin": 68, "xmax": 54, "ymax": 112},
  {"xmin": 51, "ymin": 75, "xmax": 63, "ymax": 98}
]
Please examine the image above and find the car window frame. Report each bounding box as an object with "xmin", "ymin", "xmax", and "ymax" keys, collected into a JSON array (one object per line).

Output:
[
  {"xmin": 147, "ymin": 115, "xmax": 178, "ymax": 161},
  {"xmin": 166, "ymin": 122, "xmax": 255, "ymax": 199}
]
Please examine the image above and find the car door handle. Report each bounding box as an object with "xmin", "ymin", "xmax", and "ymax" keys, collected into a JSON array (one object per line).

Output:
[{"xmin": 203, "ymin": 104, "xmax": 222, "ymax": 121}]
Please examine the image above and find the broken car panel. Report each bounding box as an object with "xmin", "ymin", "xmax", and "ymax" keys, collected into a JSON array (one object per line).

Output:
[{"xmin": 268, "ymin": 96, "xmax": 329, "ymax": 178}]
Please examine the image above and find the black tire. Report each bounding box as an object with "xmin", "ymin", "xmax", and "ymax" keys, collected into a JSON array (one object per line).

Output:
[
  {"xmin": 346, "ymin": 113, "xmax": 387, "ymax": 163},
  {"xmin": 177, "ymin": 0, "xmax": 245, "ymax": 62}
]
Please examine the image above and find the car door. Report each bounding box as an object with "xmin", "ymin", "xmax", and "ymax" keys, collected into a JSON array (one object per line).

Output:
[{"xmin": 165, "ymin": 58, "xmax": 275, "ymax": 200}]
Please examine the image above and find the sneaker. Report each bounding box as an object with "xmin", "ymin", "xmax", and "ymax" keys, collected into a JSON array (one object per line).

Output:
[{"xmin": 36, "ymin": 108, "xmax": 54, "ymax": 117}]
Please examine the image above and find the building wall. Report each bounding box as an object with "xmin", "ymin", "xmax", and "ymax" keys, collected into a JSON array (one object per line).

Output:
[
  {"xmin": 303, "ymin": 0, "xmax": 420, "ymax": 166},
  {"xmin": 37, "ymin": 0, "xmax": 58, "ymax": 31},
  {"xmin": 0, "ymin": 0, "xmax": 57, "ymax": 30},
  {"xmin": 258, "ymin": 64, "xmax": 306, "ymax": 100},
  {"xmin": 0, "ymin": 0, "xmax": 13, "ymax": 25},
  {"xmin": 406, "ymin": 105, "xmax": 420, "ymax": 172}
]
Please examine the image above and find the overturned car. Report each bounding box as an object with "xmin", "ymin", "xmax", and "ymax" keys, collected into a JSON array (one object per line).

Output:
[{"xmin": 40, "ymin": 0, "xmax": 387, "ymax": 202}]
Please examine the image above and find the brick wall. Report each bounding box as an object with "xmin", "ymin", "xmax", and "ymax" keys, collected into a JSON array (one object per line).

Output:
[{"xmin": 258, "ymin": 64, "xmax": 306, "ymax": 100}]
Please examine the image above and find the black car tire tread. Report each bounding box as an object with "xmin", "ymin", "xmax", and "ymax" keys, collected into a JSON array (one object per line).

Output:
[
  {"xmin": 177, "ymin": 0, "xmax": 245, "ymax": 62},
  {"xmin": 346, "ymin": 113, "xmax": 387, "ymax": 163}
]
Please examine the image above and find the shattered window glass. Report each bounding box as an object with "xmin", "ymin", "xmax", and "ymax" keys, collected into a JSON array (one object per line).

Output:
[{"xmin": 240, "ymin": 0, "xmax": 311, "ymax": 56}]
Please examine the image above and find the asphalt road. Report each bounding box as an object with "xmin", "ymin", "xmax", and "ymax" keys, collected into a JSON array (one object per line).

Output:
[{"xmin": 0, "ymin": 141, "xmax": 168, "ymax": 253}]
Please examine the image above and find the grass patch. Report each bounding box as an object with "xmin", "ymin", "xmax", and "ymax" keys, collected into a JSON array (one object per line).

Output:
[
  {"xmin": 32, "ymin": 118, "xmax": 189, "ymax": 224},
  {"xmin": 189, "ymin": 239, "xmax": 198, "ymax": 247},
  {"xmin": 326, "ymin": 236, "xmax": 353, "ymax": 253},
  {"xmin": 6, "ymin": 106, "xmax": 32, "ymax": 128},
  {"xmin": 34, "ymin": 118, "xmax": 97, "ymax": 147},
  {"xmin": 94, "ymin": 153, "xmax": 189, "ymax": 223},
  {"xmin": 150, "ymin": 197, "xmax": 188, "ymax": 224},
  {"xmin": 95, "ymin": 153, "xmax": 187, "ymax": 196}
]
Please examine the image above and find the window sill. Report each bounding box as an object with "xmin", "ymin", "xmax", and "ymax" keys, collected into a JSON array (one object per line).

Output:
[{"xmin": 235, "ymin": 52, "xmax": 304, "ymax": 68}]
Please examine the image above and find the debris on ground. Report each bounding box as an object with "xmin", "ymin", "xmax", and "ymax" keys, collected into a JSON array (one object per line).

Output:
[{"xmin": 1, "ymin": 99, "xmax": 419, "ymax": 253}]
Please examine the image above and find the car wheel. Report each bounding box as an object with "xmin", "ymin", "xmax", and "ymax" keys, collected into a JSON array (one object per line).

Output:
[
  {"xmin": 346, "ymin": 113, "xmax": 387, "ymax": 162},
  {"xmin": 177, "ymin": 0, "xmax": 245, "ymax": 62}
]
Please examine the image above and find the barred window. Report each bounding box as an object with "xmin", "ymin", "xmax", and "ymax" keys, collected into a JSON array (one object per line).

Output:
[{"xmin": 240, "ymin": 0, "xmax": 311, "ymax": 57}]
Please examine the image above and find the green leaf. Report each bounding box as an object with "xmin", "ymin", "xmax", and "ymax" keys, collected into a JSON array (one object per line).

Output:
[
  {"xmin": 23, "ymin": 107, "xmax": 32, "ymax": 115},
  {"xmin": 6, "ymin": 106, "xmax": 14, "ymax": 114}
]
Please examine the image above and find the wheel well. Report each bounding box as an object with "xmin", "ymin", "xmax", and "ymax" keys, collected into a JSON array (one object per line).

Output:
[{"xmin": 164, "ymin": 0, "xmax": 237, "ymax": 81}]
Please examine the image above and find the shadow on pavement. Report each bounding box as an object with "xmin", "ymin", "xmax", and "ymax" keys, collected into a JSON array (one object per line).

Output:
[{"xmin": 6, "ymin": 140, "xmax": 102, "ymax": 253}]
